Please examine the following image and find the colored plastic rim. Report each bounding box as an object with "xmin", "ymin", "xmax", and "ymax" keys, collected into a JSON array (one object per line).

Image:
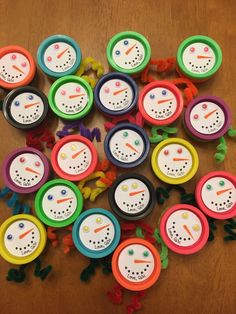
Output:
[
  {"xmin": 35, "ymin": 179, "xmax": 83, "ymax": 227},
  {"xmin": 112, "ymin": 238, "xmax": 161, "ymax": 291},
  {"xmin": 2, "ymin": 147, "xmax": 51, "ymax": 194},
  {"xmin": 184, "ymin": 96, "xmax": 231, "ymax": 141},
  {"xmin": 37, "ymin": 34, "xmax": 82, "ymax": 78},
  {"xmin": 48, "ymin": 75, "xmax": 93, "ymax": 120},
  {"xmin": 138, "ymin": 80, "xmax": 184, "ymax": 126},
  {"xmin": 108, "ymin": 173, "xmax": 155, "ymax": 220},
  {"xmin": 94, "ymin": 72, "xmax": 138, "ymax": 117},
  {"xmin": 51, "ymin": 135, "xmax": 98, "ymax": 181},
  {"xmin": 159, "ymin": 204, "xmax": 209, "ymax": 255},
  {"xmin": 72, "ymin": 208, "xmax": 121, "ymax": 259},
  {"xmin": 2, "ymin": 86, "xmax": 49, "ymax": 130},
  {"xmin": 0, "ymin": 45, "xmax": 36, "ymax": 89},
  {"xmin": 177, "ymin": 35, "xmax": 222, "ymax": 81},
  {"xmin": 106, "ymin": 31, "xmax": 151, "ymax": 75},
  {"xmin": 0, "ymin": 214, "xmax": 47, "ymax": 265},
  {"xmin": 151, "ymin": 138, "xmax": 199, "ymax": 185},
  {"xmin": 195, "ymin": 171, "xmax": 236, "ymax": 220}
]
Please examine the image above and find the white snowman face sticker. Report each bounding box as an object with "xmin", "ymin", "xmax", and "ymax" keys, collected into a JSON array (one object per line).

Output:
[
  {"xmin": 112, "ymin": 38, "xmax": 145, "ymax": 69},
  {"xmin": 190, "ymin": 101, "xmax": 225, "ymax": 134},
  {"xmin": 43, "ymin": 42, "xmax": 76, "ymax": 73},
  {"xmin": 157, "ymin": 144, "xmax": 192, "ymax": 178},
  {"xmin": 0, "ymin": 52, "xmax": 30, "ymax": 83},
  {"xmin": 99, "ymin": 79, "xmax": 133, "ymax": 111},
  {"xmin": 57, "ymin": 141, "xmax": 92, "ymax": 175},
  {"xmin": 109, "ymin": 129, "xmax": 144, "ymax": 163},
  {"xmin": 201, "ymin": 177, "xmax": 236, "ymax": 213},
  {"xmin": 183, "ymin": 43, "xmax": 215, "ymax": 74},
  {"xmin": 114, "ymin": 178, "xmax": 150, "ymax": 214},
  {"xmin": 166, "ymin": 210, "xmax": 202, "ymax": 247},
  {"xmin": 79, "ymin": 214, "xmax": 115, "ymax": 251},
  {"xmin": 118, "ymin": 244, "xmax": 155, "ymax": 282},
  {"xmin": 143, "ymin": 88, "xmax": 177, "ymax": 121},
  {"xmin": 42, "ymin": 185, "xmax": 77, "ymax": 221},
  {"xmin": 4, "ymin": 219, "xmax": 40, "ymax": 257},
  {"xmin": 9, "ymin": 153, "xmax": 45, "ymax": 188},
  {"xmin": 10, "ymin": 92, "xmax": 44, "ymax": 125}
]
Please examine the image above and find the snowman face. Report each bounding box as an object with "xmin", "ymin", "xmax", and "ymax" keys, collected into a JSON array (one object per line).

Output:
[
  {"xmin": 143, "ymin": 87, "xmax": 177, "ymax": 121},
  {"xmin": 57, "ymin": 141, "xmax": 92, "ymax": 175},
  {"xmin": 190, "ymin": 101, "xmax": 225, "ymax": 134},
  {"xmin": 54, "ymin": 82, "xmax": 89, "ymax": 115},
  {"xmin": 42, "ymin": 185, "xmax": 77, "ymax": 221},
  {"xmin": 4, "ymin": 219, "xmax": 40, "ymax": 257},
  {"xmin": 166, "ymin": 210, "xmax": 202, "ymax": 247},
  {"xmin": 182, "ymin": 43, "xmax": 215, "ymax": 74},
  {"xmin": 43, "ymin": 42, "xmax": 76, "ymax": 73},
  {"xmin": 99, "ymin": 79, "xmax": 133, "ymax": 111},
  {"xmin": 112, "ymin": 38, "xmax": 145, "ymax": 69},
  {"xmin": 109, "ymin": 129, "xmax": 145, "ymax": 164},
  {"xmin": 157, "ymin": 144, "xmax": 192, "ymax": 178},
  {"xmin": 9, "ymin": 153, "xmax": 45, "ymax": 188},
  {"xmin": 79, "ymin": 214, "xmax": 115, "ymax": 251},
  {"xmin": 0, "ymin": 52, "xmax": 30, "ymax": 84},
  {"xmin": 118, "ymin": 244, "xmax": 155, "ymax": 283},
  {"xmin": 201, "ymin": 177, "xmax": 236, "ymax": 213},
  {"xmin": 114, "ymin": 178, "xmax": 150, "ymax": 214}
]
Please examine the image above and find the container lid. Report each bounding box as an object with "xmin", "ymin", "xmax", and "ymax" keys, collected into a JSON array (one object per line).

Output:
[
  {"xmin": 0, "ymin": 45, "xmax": 36, "ymax": 89},
  {"xmin": 159, "ymin": 204, "xmax": 209, "ymax": 255},
  {"xmin": 112, "ymin": 238, "xmax": 161, "ymax": 291},
  {"xmin": 72, "ymin": 208, "xmax": 121, "ymax": 259},
  {"xmin": 48, "ymin": 75, "xmax": 93, "ymax": 120},
  {"xmin": 195, "ymin": 171, "xmax": 236, "ymax": 220},
  {"xmin": 37, "ymin": 34, "xmax": 82, "ymax": 78},
  {"xmin": 0, "ymin": 214, "xmax": 47, "ymax": 264},
  {"xmin": 51, "ymin": 135, "xmax": 98, "ymax": 181},
  {"xmin": 151, "ymin": 138, "xmax": 199, "ymax": 184},
  {"xmin": 138, "ymin": 81, "xmax": 183, "ymax": 126}
]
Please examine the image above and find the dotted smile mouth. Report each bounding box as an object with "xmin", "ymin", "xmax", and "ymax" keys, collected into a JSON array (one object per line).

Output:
[
  {"xmin": 1, "ymin": 65, "xmax": 23, "ymax": 79},
  {"xmin": 124, "ymin": 262, "xmax": 150, "ymax": 276},
  {"xmin": 124, "ymin": 46, "xmax": 142, "ymax": 66},
  {"xmin": 49, "ymin": 199, "xmax": 73, "ymax": 216},
  {"xmin": 188, "ymin": 58, "xmax": 212, "ymax": 70}
]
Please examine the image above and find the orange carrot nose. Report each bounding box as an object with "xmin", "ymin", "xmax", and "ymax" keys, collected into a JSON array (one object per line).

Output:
[
  {"xmin": 69, "ymin": 93, "xmax": 86, "ymax": 99},
  {"xmin": 25, "ymin": 167, "xmax": 41, "ymax": 175},
  {"xmin": 19, "ymin": 228, "xmax": 34, "ymax": 239},
  {"xmin": 113, "ymin": 88, "xmax": 128, "ymax": 96},
  {"xmin": 94, "ymin": 224, "xmax": 110, "ymax": 233},
  {"xmin": 216, "ymin": 188, "xmax": 232, "ymax": 196},
  {"xmin": 125, "ymin": 143, "xmax": 139, "ymax": 153},
  {"xmin": 72, "ymin": 148, "xmax": 86, "ymax": 159},
  {"xmin": 183, "ymin": 225, "xmax": 194, "ymax": 240},
  {"xmin": 204, "ymin": 109, "xmax": 218, "ymax": 119},
  {"xmin": 57, "ymin": 48, "xmax": 69, "ymax": 59},
  {"xmin": 56, "ymin": 197, "xmax": 73, "ymax": 204},
  {"xmin": 134, "ymin": 260, "xmax": 152, "ymax": 264},
  {"xmin": 12, "ymin": 65, "xmax": 24, "ymax": 74},
  {"xmin": 129, "ymin": 190, "xmax": 145, "ymax": 197},
  {"xmin": 172, "ymin": 158, "xmax": 189, "ymax": 162},
  {"xmin": 197, "ymin": 55, "xmax": 213, "ymax": 59},
  {"xmin": 157, "ymin": 98, "xmax": 174, "ymax": 104},
  {"xmin": 125, "ymin": 43, "xmax": 137, "ymax": 55},
  {"xmin": 24, "ymin": 102, "xmax": 40, "ymax": 109}
]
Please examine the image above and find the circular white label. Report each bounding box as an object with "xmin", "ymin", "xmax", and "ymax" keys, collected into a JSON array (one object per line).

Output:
[
  {"xmin": 43, "ymin": 42, "xmax": 76, "ymax": 73},
  {"xmin": 4, "ymin": 219, "xmax": 40, "ymax": 257},
  {"xmin": 0, "ymin": 52, "xmax": 30, "ymax": 83},
  {"xmin": 79, "ymin": 214, "xmax": 115, "ymax": 251},
  {"xmin": 166, "ymin": 210, "xmax": 202, "ymax": 247},
  {"xmin": 201, "ymin": 177, "xmax": 236, "ymax": 213},
  {"xmin": 99, "ymin": 79, "xmax": 133, "ymax": 111},
  {"xmin": 114, "ymin": 178, "xmax": 150, "ymax": 214},
  {"xmin": 112, "ymin": 38, "xmax": 145, "ymax": 69},
  {"xmin": 9, "ymin": 153, "xmax": 45, "ymax": 188}
]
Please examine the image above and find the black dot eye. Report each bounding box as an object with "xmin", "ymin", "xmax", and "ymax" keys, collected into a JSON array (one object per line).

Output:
[
  {"xmin": 47, "ymin": 194, "xmax": 54, "ymax": 201},
  {"xmin": 7, "ymin": 234, "xmax": 13, "ymax": 240},
  {"xmin": 162, "ymin": 90, "xmax": 167, "ymax": 96},
  {"xmin": 28, "ymin": 94, "xmax": 34, "ymax": 100},
  {"xmin": 61, "ymin": 189, "xmax": 67, "ymax": 195},
  {"xmin": 14, "ymin": 100, "xmax": 20, "ymax": 107},
  {"xmin": 19, "ymin": 223, "xmax": 24, "ymax": 229},
  {"xmin": 124, "ymin": 40, "xmax": 129, "ymax": 45}
]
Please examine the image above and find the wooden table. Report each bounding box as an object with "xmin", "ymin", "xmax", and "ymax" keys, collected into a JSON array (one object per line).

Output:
[{"xmin": 0, "ymin": 0, "xmax": 235, "ymax": 313}]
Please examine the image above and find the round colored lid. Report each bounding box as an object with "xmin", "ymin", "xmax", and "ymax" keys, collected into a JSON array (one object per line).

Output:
[
  {"xmin": 151, "ymin": 138, "xmax": 199, "ymax": 184},
  {"xmin": 72, "ymin": 208, "xmax": 121, "ymax": 259},
  {"xmin": 2, "ymin": 86, "xmax": 49, "ymax": 130},
  {"xmin": 138, "ymin": 81, "xmax": 184, "ymax": 126},
  {"xmin": 104, "ymin": 123, "xmax": 150, "ymax": 168},
  {"xmin": 159, "ymin": 204, "xmax": 209, "ymax": 255},
  {"xmin": 37, "ymin": 34, "xmax": 82, "ymax": 78},
  {"xmin": 177, "ymin": 35, "xmax": 222, "ymax": 81},
  {"xmin": 2, "ymin": 147, "xmax": 51, "ymax": 194},
  {"xmin": 112, "ymin": 238, "xmax": 161, "ymax": 291},
  {"xmin": 108, "ymin": 173, "xmax": 155, "ymax": 220},
  {"xmin": 0, "ymin": 45, "xmax": 36, "ymax": 90},
  {"xmin": 106, "ymin": 31, "xmax": 151, "ymax": 75},
  {"xmin": 94, "ymin": 72, "xmax": 138, "ymax": 117},
  {"xmin": 0, "ymin": 214, "xmax": 47, "ymax": 265},
  {"xmin": 184, "ymin": 96, "xmax": 231, "ymax": 141},
  {"xmin": 48, "ymin": 75, "xmax": 93, "ymax": 120},
  {"xmin": 35, "ymin": 179, "xmax": 83, "ymax": 227},
  {"xmin": 195, "ymin": 171, "xmax": 236, "ymax": 220},
  {"xmin": 51, "ymin": 135, "xmax": 98, "ymax": 181}
]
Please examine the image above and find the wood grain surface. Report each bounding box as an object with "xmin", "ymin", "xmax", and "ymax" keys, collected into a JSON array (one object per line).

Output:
[{"xmin": 0, "ymin": 0, "xmax": 235, "ymax": 313}]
